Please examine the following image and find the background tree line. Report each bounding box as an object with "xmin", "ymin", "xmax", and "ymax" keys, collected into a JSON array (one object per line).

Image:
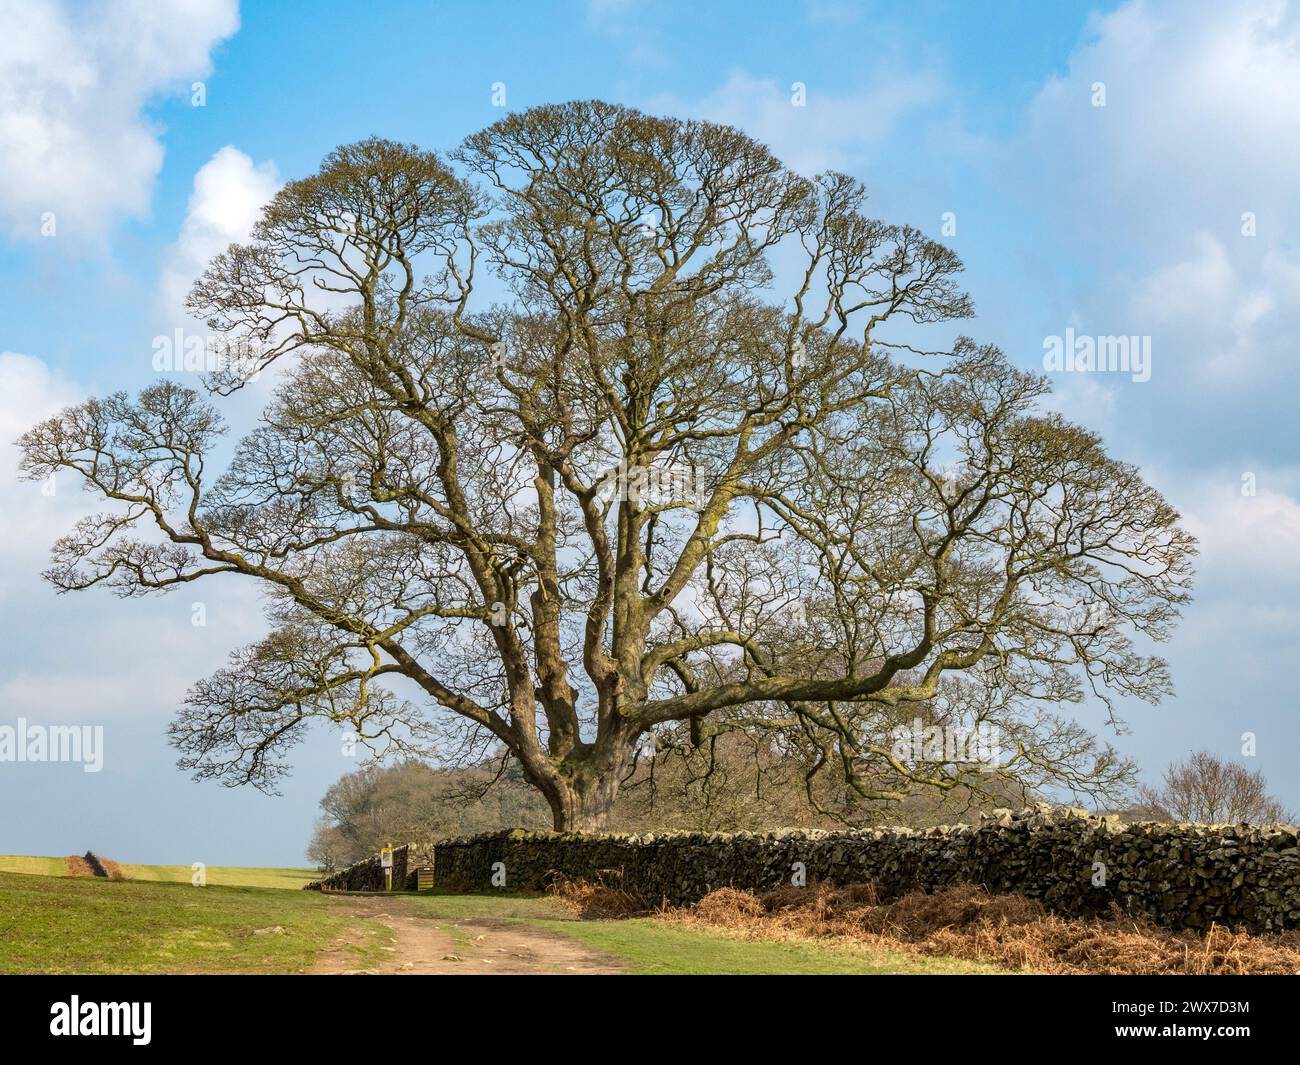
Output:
[{"xmin": 308, "ymin": 746, "xmax": 1294, "ymax": 870}]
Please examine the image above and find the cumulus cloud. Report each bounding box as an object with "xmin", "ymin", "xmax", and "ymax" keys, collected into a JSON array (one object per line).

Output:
[
  {"xmin": 0, "ymin": 0, "xmax": 240, "ymax": 241},
  {"xmin": 1019, "ymin": 0, "xmax": 1300, "ymax": 251},
  {"xmin": 970, "ymin": 2, "xmax": 1300, "ymax": 783},
  {"xmin": 158, "ymin": 145, "xmax": 280, "ymax": 324},
  {"xmin": 1177, "ymin": 467, "xmax": 1300, "ymax": 582},
  {"xmin": 1113, "ymin": 462, "xmax": 1300, "ymax": 784},
  {"xmin": 1129, "ymin": 232, "xmax": 1300, "ymax": 385},
  {"xmin": 1000, "ymin": 0, "xmax": 1300, "ymax": 465},
  {"xmin": 0, "ymin": 351, "xmax": 77, "ymax": 452}
]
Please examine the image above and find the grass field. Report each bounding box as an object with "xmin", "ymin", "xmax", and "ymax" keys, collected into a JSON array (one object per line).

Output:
[
  {"xmin": 0, "ymin": 870, "xmax": 389, "ymax": 974},
  {"xmin": 116, "ymin": 863, "xmax": 317, "ymax": 889},
  {"xmin": 0, "ymin": 859, "xmax": 995, "ymax": 974},
  {"xmin": 0, "ymin": 855, "xmax": 67, "ymax": 877},
  {"xmin": 0, "ymin": 855, "xmax": 317, "ymax": 889}
]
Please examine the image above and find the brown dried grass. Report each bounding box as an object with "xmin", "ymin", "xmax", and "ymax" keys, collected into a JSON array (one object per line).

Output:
[
  {"xmin": 63, "ymin": 853, "xmax": 125, "ymax": 881},
  {"xmin": 669, "ymin": 882, "xmax": 1300, "ymax": 975},
  {"xmin": 546, "ymin": 870, "xmax": 652, "ymax": 918},
  {"xmin": 63, "ymin": 855, "xmax": 94, "ymax": 877}
]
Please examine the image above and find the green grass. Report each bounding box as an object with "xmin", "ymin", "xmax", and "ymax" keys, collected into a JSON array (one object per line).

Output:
[
  {"xmin": 117, "ymin": 864, "xmax": 317, "ymax": 889},
  {"xmin": 0, "ymin": 861, "xmax": 1002, "ymax": 975},
  {"xmin": 546, "ymin": 918, "xmax": 997, "ymax": 974},
  {"xmin": 0, "ymin": 870, "xmax": 388, "ymax": 974},
  {"xmin": 411, "ymin": 891, "xmax": 1001, "ymax": 975},
  {"xmin": 0, "ymin": 854, "xmax": 316, "ymax": 890}
]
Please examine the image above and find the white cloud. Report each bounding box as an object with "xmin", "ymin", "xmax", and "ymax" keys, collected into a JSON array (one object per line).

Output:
[
  {"xmin": 1152, "ymin": 466, "xmax": 1300, "ymax": 711},
  {"xmin": 1002, "ymin": 0, "xmax": 1300, "ymax": 453},
  {"xmin": 1020, "ymin": 0, "xmax": 1300, "ymax": 249},
  {"xmin": 0, "ymin": 0, "xmax": 240, "ymax": 242},
  {"xmin": 645, "ymin": 67, "xmax": 944, "ymax": 174},
  {"xmin": 1039, "ymin": 370, "xmax": 1121, "ymax": 436},
  {"xmin": 0, "ymin": 351, "xmax": 77, "ymax": 447},
  {"xmin": 0, "ymin": 578, "xmax": 264, "ymax": 724},
  {"xmin": 1131, "ymin": 233, "xmax": 1236, "ymax": 328},
  {"xmin": 0, "ymin": 352, "xmax": 85, "ymax": 600},
  {"xmin": 0, "ymin": 349, "xmax": 270, "ymax": 734},
  {"xmin": 158, "ymin": 146, "xmax": 280, "ymax": 324},
  {"xmin": 954, "ymin": 3, "xmax": 1300, "ymax": 801},
  {"xmin": 1178, "ymin": 468, "xmax": 1300, "ymax": 583},
  {"xmin": 1129, "ymin": 232, "xmax": 1300, "ymax": 384}
]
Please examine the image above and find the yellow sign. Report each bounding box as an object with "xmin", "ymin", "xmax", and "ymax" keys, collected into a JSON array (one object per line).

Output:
[{"xmin": 380, "ymin": 846, "xmax": 393, "ymax": 868}]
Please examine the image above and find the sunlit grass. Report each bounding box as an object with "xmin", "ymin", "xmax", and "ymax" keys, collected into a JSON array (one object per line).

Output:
[
  {"xmin": 0, "ymin": 855, "xmax": 67, "ymax": 877},
  {"xmin": 117, "ymin": 864, "xmax": 317, "ymax": 890},
  {"xmin": 0, "ymin": 854, "xmax": 316, "ymax": 889},
  {"xmin": 0, "ymin": 870, "xmax": 387, "ymax": 974}
]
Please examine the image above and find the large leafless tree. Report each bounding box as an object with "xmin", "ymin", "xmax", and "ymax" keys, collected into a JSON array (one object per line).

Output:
[{"xmin": 19, "ymin": 102, "xmax": 1195, "ymax": 830}]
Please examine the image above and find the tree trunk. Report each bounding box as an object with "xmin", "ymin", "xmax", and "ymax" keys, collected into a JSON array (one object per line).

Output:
[{"xmin": 548, "ymin": 761, "xmax": 623, "ymax": 832}]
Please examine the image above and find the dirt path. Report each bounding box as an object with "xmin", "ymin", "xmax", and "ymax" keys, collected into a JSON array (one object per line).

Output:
[{"xmin": 310, "ymin": 894, "xmax": 624, "ymax": 975}]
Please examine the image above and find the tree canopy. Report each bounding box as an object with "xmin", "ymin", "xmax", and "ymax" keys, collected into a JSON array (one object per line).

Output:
[{"xmin": 19, "ymin": 101, "xmax": 1196, "ymax": 829}]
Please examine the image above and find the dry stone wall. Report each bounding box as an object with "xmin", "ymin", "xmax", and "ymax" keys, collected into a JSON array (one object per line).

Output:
[
  {"xmin": 306, "ymin": 806, "xmax": 1300, "ymax": 932},
  {"xmin": 306, "ymin": 843, "xmax": 433, "ymax": 892}
]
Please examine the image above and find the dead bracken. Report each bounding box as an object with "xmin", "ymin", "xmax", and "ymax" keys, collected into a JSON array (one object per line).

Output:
[
  {"xmin": 545, "ymin": 876, "xmax": 1300, "ymax": 974},
  {"xmin": 63, "ymin": 852, "xmax": 124, "ymax": 881},
  {"xmin": 546, "ymin": 871, "xmax": 650, "ymax": 919},
  {"xmin": 666, "ymin": 882, "xmax": 1300, "ymax": 975}
]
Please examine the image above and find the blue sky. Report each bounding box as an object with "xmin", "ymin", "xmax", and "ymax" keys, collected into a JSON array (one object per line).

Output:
[{"xmin": 2, "ymin": 0, "xmax": 1299, "ymax": 864}]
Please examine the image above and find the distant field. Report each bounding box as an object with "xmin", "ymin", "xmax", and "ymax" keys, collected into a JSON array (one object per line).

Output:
[
  {"xmin": 0, "ymin": 870, "xmax": 389, "ymax": 974},
  {"xmin": 0, "ymin": 855, "xmax": 316, "ymax": 889},
  {"xmin": 117, "ymin": 864, "xmax": 317, "ymax": 890},
  {"xmin": 0, "ymin": 855, "xmax": 67, "ymax": 877}
]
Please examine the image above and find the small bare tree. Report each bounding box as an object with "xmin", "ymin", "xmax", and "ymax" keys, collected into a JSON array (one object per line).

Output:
[
  {"xmin": 19, "ymin": 103, "xmax": 1196, "ymax": 830},
  {"xmin": 1135, "ymin": 750, "xmax": 1294, "ymax": 824}
]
